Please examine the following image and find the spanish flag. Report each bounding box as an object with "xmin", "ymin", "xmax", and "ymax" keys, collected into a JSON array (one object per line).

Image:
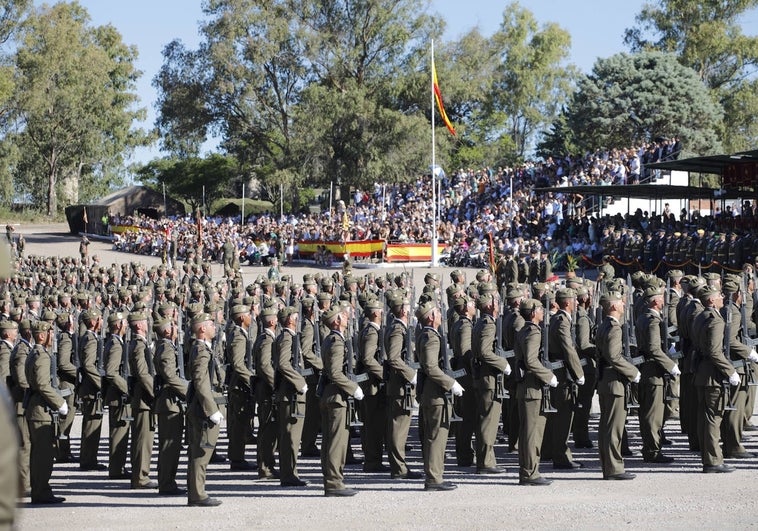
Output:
[{"xmin": 432, "ymin": 60, "xmax": 456, "ymax": 136}]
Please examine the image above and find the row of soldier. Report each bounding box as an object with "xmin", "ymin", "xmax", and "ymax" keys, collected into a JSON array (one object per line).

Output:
[{"xmin": 7, "ymin": 254, "xmax": 758, "ymax": 505}]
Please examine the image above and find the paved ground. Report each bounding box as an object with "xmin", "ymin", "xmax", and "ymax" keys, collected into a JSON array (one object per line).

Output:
[{"xmin": 12, "ymin": 223, "xmax": 758, "ymax": 529}]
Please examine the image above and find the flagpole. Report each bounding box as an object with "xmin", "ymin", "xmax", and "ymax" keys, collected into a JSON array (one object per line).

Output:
[{"xmin": 431, "ymin": 39, "xmax": 438, "ymax": 267}]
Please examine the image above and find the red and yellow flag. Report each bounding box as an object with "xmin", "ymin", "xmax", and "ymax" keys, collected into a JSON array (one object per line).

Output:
[{"xmin": 432, "ymin": 60, "xmax": 456, "ymax": 136}]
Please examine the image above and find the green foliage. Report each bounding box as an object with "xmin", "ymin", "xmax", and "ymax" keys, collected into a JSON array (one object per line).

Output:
[
  {"xmin": 564, "ymin": 52, "xmax": 722, "ymax": 155},
  {"xmin": 210, "ymin": 197, "xmax": 274, "ymax": 216}
]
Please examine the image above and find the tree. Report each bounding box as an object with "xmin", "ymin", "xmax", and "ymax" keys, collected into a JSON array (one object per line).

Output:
[
  {"xmin": 563, "ymin": 52, "xmax": 722, "ymax": 155},
  {"xmin": 487, "ymin": 2, "xmax": 575, "ymax": 161},
  {"xmin": 9, "ymin": 2, "xmax": 147, "ymax": 215},
  {"xmin": 624, "ymin": 0, "xmax": 758, "ymax": 151}
]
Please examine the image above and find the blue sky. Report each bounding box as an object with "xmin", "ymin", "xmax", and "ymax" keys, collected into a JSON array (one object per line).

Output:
[{"xmin": 37, "ymin": 1, "xmax": 758, "ymax": 166}]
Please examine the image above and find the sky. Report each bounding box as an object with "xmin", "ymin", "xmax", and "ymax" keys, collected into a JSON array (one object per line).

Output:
[{"xmin": 36, "ymin": 1, "xmax": 758, "ymax": 167}]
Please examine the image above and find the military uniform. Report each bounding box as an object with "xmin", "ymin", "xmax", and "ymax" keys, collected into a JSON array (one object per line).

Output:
[
  {"xmin": 225, "ymin": 323, "xmax": 254, "ymax": 466},
  {"xmin": 55, "ymin": 326, "xmax": 77, "ymax": 460},
  {"xmin": 0, "ymin": 383, "xmax": 19, "ymax": 520},
  {"xmin": 471, "ymin": 312, "xmax": 509, "ymax": 471},
  {"xmin": 597, "ymin": 307, "xmax": 639, "ymax": 478},
  {"xmin": 720, "ymin": 299, "xmax": 750, "ymax": 457},
  {"xmin": 274, "ymin": 325, "xmax": 307, "ymax": 485},
  {"xmin": 678, "ymin": 291, "xmax": 704, "ymax": 450},
  {"xmin": 320, "ymin": 328, "xmax": 359, "ymax": 494},
  {"xmin": 501, "ymin": 303, "xmax": 524, "ymax": 451},
  {"xmin": 129, "ymin": 332, "xmax": 155, "ymax": 488},
  {"xmin": 572, "ymin": 305, "xmax": 597, "ymax": 446},
  {"xmin": 636, "ymin": 304, "xmax": 676, "ymax": 462},
  {"xmin": 357, "ymin": 319, "xmax": 387, "ymax": 471},
  {"xmin": 253, "ymin": 327, "xmax": 278, "ymax": 478},
  {"xmin": 385, "ymin": 316, "xmax": 416, "ymax": 477},
  {"xmin": 300, "ymin": 313, "xmax": 323, "ymax": 455},
  {"xmin": 78, "ymin": 326, "xmax": 104, "ymax": 470},
  {"xmin": 103, "ymin": 331, "xmax": 130, "ymax": 478},
  {"xmin": 25, "ymin": 339, "xmax": 66, "ymax": 503},
  {"xmin": 451, "ymin": 313, "xmax": 476, "ymax": 465},
  {"xmin": 153, "ymin": 334, "xmax": 187, "ymax": 494},
  {"xmin": 9, "ymin": 334, "xmax": 31, "ymax": 490}
]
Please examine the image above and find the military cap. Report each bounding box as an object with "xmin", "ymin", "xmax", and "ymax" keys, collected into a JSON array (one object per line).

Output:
[
  {"xmin": 278, "ymin": 306, "xmax": 299, "ymax": 323},
  {"xmin": 320, "ymin": 278, "xmax": 334, "ymax": 288},
  {"xmin": 599, "ymin": 290, "xmax": 624, "ymax": 305},
  {"xmin": 190, "ymin": 282, "xmax": 204, "ymax": 293},
  {"xmin": 9, "ymin": 307, "xmax": 22, "ymax": 320},
  {"xmin": 532, "ymin": 282, "xmax": 547, "ymax": 293},
  {"xmin": 680, "ymin": 275, "xmax": 695, "ymax": 286},
  {"xmin": 450, "ymin": 269, "xmax": 463, "ymax": 280},
  {"xmin": 477, "ymin": 293, "xmax": 495, "ymax": 308},
  {"xmin": 703, "ymin": 272, "xmax": 721, "ymax": 281},
  {"xmin": 18, "ymin": 319, "xmax": 31, "ymax": 332},
  {"xmin": 417, "ymin": 293, "xmax": 433, "ymax": 305},
  {"xmin": 364, "ymin": 299, "xmax": 383, "ymax": 312},
  {"xmin": 84, "ymin": 308, "xmax": 102, "ymax": 321},
  {"xmin": 555, "ymin": 288, "xmax": 576, "ymax": 302},
  {"xmin": 191, "ymin": 313, "xmax": 213, "ymax": 326},
  {"xmin": 153, "ymin": 317, "xmax": 172, "ymax": 333},
  {"xmin": 107, "ymin": 311, "xmax": 126, "ymax": 326},
  {"xmin": 261, "ymin": 306, "xmax": 279, "ymax": 319},
  {"xmin": 275, "ymin": 281, "xmax": 287, "ymax": 291},
  {"xmin": 478, "ymin": 282, "xmax": 498, "ymax": 295},
  {"xmin": 424, "ymin": 273, "xmax": 440, "ymax": 283},
  {"xmin": 698, "ymin": 286, "xmax": 722, "ymax": 303},
  {"xmin": 475, "ymin": 270, "xmax": 489, "ymax": 282},
  {"xmin": 301, "ymin": 297, "xmax": 316, "ymax": 308},
  {"xmin": 321, "ymin": 306, "xmax": 341, "ymax": 325},
  {"xmin": 374, "ymin": 277, "xmax": 386, "ymax": 288},
  {"xmin": 303, "ymin": 273, "xmax": 315, "ymax": 283},
  {"xmin": 643, "ymin": 286, "xmax": 663, "ymax": 300},
  {"xmin": 722, "ymin": 279, "xmax": 740, "ymax": 294},
  {"xmin": 667, "ymin": 269, "xmax": 684, "ymax": 279},
  {"xmin": 0, "ymin": 320, "xmax": 18, "ymax": 331},
  {"xmin": 519, "ymin": 298, "xmax": 543, "ymax": 314},
  {"xmin": 316, "ymin": 292, "xmax": 332, "ymax": 303},
  {"xmin": 344, "ymin": 276, "xmax": 357, "ymax": 286},
  {"xmin": 27, "ymin": 295, "xmax": 40, "ymax": 303},
  {"xmin": 338, "ymin": 292, "xmax": 351, "ymax": 303},
  {"xmin": 41, "ymin": 309, "xmax": 56, "ymax": 322},
  {"xmin": 575, "ymin": 286, "xmax": 589, "ymax": 298},
  {"xmin": 231, "ymin": 304, "xmax": 250, "ymax": 317},
  {"xmin": 446, "ymin": 284, "xmax": 463, "ymax": 297},
  {"xmin": 415, "ymin": 301, "xmax": 436, "ymax": 321},
  {"xmin": 12, "ymin": 294, "xmax": 25, "ymax": 306},
  {"xmin": 500, "ymin": 288, "xmax": 518, "ymax": 301},
  {"xmin": 453, "ymin": 295, "xmax": 471, "ymax": 310},
  {"xmin": 389, "ymin": 296, "xmax": 410, "ymax": 310},
  {"xmin": 31, "ymin": 320, "xmax": 51, "ymax": 334},
  {"xmin": 262, "ymin": 299, "xmax": 278, "ymax": 311},
  {"xmin": 128, "ymin": 311, "xmax": 147, "ymax": 324}
]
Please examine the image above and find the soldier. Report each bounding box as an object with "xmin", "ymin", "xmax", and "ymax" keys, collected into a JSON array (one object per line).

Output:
[
  {"xmin": 299, "ymin": 297, "xmax": 323, "ymax": 457},
  {"xmin": 153, "ymin": 316, "xmax": 188, "ymax": 496},
  {"xmin": 515, "ymin": 298, "xmax": 556, "ymax": 486},
  {"xmin": 25, "ymin": 320, "xmax": 67, "ymax": 504},
  {"xmin": 678, "ymin": 277, "xmax": 706, "ymax": 451},
  {"xmin": 385, "ymin": 296, "xmax": 421, "ymax": 480},
  {"xmin": 451, "ymin": 295, "xmax": 477, "ymax": 466},
  {"xmin": 471, "ymin": 292, "xmax": 510, "ymax": 474},
  {"xmin": 597, "ymin": 291, "xmax": 640, "ymax": 480},
  {"xmin": 635, "ymin": 286, "xmax": 678, "ymax": 463},
  {"xmin": 274, "ymin": 306, "xmax": 308, "ymax": 487},
  {"xmin": 253, "ymin": 306, "xmax": 279, "ymax": 479},
  {"xmin": 186, "ymin": 313, "xmax": 224, "ymax": 506},
  {"xmin": 226, "ymin": 305, "xmax": 255, "ymax": 470},
  {"xmin": 78, "ymin": 308, "xmax": 105, "ymax": 471},
  {"xmin": 496, "ymin": 249, "xmax": 518, "ymax": 289},
  {"xmin": 416, "ymin": 301, "xmax": 463, "ymax": 491},
  {"xmin": 693, "ymin": 286, "xmax": 737, "ymax": 473},
  {"xmin": 720, "ymin": 279, "xmax": 758, "ymax": 458},
  {"xmin": 357, "ymin": 299, "xmax": 388, "ymax": 473},
  {"xmin": 501, "ymin": 287, "xmax": 525, "ymax": 452},
  {"xmin": 102, "ymin": 311, "xmax": 130, "ymax": 480},
  {"xmin": 128, "ymin": 311, "xmax": 157, "ymax": 489},
  {"xmin": 545, "ymin": 288, "xmax": 585, "ymax": 469},
  {"xmin": 9, "ymin": 319, "xmax": 32, "ymax": 493},
  {"xmin": 572, "ymin": 286, "xmax": 597, "ymax": 448},
  {"xmin": 320, "ymin": 305, "xmax": 364, "ymax": 496}
]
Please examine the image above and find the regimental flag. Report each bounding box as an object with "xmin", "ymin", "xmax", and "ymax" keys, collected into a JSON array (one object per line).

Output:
[{"xmin": 432, "ymin": 60, "xmax": 456, "ymax": 136}]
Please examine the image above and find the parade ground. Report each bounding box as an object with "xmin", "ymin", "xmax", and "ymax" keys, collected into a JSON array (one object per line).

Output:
[{"xmin": 12, "ymin": 223, "xmax": 758, "ymax": 530}]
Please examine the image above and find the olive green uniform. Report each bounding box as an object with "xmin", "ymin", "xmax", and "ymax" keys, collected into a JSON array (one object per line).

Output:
[
  {"xmin": 0, "ymin": 384, "xmax": 18, "ymax": 523},
  {"xmin": 9, "ymin": 338, "xmax": 31, "ymax": 490},
  {"xmin": 103, "ymin": 333, "xmax": 130, "ymax": 477},
  {"xmin": 275, "ymin": 327, "xmax": 307, "ymax": 483},
  {"xmin": 720, "ymin": 302, "xmax": 750, "ymax": 456},
  {"xmin": 253, "ymin": 328, "xmax": 278, "ymax": 477},
  {"xmin": 451, "ymin": 316, "xmax": 475, "ymax": 465},
  {"xmin": 300, "ymin": 316, "xmax": 323, "ymax": 455},
  {"xmin": 385, "ymin": 318, "xmax": 415, "ymax": 476},
  {"xmin": 56, "ymin": 331, "xmax": 77, "ymax": 460},
  {"xmin": 572, "ymin": 307, "xmax": 597, "ymax": 445},
  {"xmin": 226, "ymin": 324, "xmax": 254, "ymax": 464},
  {"xmin": 129, "ymin": 335, "xmax": 155, "ymax": 487},
  {"xmin": 78, "ymin": 329, "xmax": 104, "ymax": 469},
  {"xmin": 357, "ymin": 321, "xmax": 386, "ymax": 471}
]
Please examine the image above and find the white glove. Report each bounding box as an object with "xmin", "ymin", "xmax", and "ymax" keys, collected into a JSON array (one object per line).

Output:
[
  {"xmin": 632, "ymin": 371, "xmax": 641, "ymax": 384},
  {"xmin": 353, "ymin": 386, "xmax": 365, "ymax": 401},
  {"xmin": 504, "ymin": 363, "xmax": 512, "ymax": 376},
  {"xmin": 548, "ymin": 375, "xmax": 558, "ymax": 388},
  {"xmin": 209, "ymin": 410, "xmax": 224, "ymax": 425},
  {"xmin": 410, "ymin": 371, "xmax": 417, "ymax": 386},
  {"xmin": 670, "ymin": 365, "xmax": 681, "ymax": 377},
  {"xmin": 749, "ymin": 349, "xmax": 758, "ymax": 363},
  {"xmin": 576, "ymin": 376, "xmax": 585, "ymax": 386},
  {"xmin": 729, "ymin": 372, "xmax": 741, "ymax": 386},
  {"xmin": 299, "ymin": 383, "xmax": 308, "ymax": 395},
  {"xmin": 58, "ymin": 401, "xmax": 69, "ymax": 416},
  {"xmin": 451, "ymin": 381, "xmax": 464, "ymax": 397}
]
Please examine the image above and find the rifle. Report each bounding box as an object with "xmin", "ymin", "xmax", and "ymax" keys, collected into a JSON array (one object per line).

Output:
[
  {"xmin": 290, "ymin": 322, "xmax": 312, "ymax": 419},
  {"xmin": 402, "ymin": 314, "xmax": 419, "ymax": 412},
  {"xmin": 723, "ymin": 304, "xmax": 738, "ymax": 411},
  {"xmin": 739, "ymin": 276, "xmax": 758, "ymax": 388},
  {"xmin": 49, "ymin": 347, "xmax": 70, "ymax": 445},
  {"xmin": 345, "ymin": 315, "xmax": 367, "ymax": 427},
  {"xmin": 94, "ymin": 333, "xmax": 105, "ymax": 415},
  {"xmin": 119, "ymin": 335, "xmax": 134, "ymax": 423},
  {"xmin": 441, "ymin": 302, "xmax": 464, "ymax": 422},
  {"xmin": 494, "ymin": 308, "xmax": 513, "ymax": 400},
  {"xmin": 540, "ymin": 303, "xmax": 557, "ymax": 414}
]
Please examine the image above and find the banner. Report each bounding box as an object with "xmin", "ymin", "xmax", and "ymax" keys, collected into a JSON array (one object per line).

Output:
[
  {"xmin": 386, "ymin": 243, "xmax": 447, "ymax": 263},
  {"xmin": 297, "ymin": 240, "xmax": 384, "ymax": 259}
]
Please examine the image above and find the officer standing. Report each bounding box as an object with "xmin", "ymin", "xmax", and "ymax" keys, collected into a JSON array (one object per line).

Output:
[
  {"xmin": 186, "ymin": 313, "xmax": 224, "ymax": 506},
  {"xmin": 25, "ymin": 320, "xmax": 67, "ymax": 504},
  {"xmin": 153, "ymin": 316, "xmax": 187, "ymax": 495},
  {"xmin": 451, "ymin": 295, "xmax": 477, "ymax": 466},
  {"xmin": 9, "ymin": 319, "xmax": 31, "ymax": 492},
  {"xmin": 299, "ymin": 297, "xmax": 323, "ymax": 457},
  {"xmin": 274, "ymin": 306, "xmax": 308, "ymax": 487},
  {"xmin": 416, "ymin": 301, "xmax": 463, "ymax": 491},
  {"xmin": 128, "ymin": 312, "xmax": 157, "ymax": 489},
  {"xmin": 254, "ymin": 306, "xmax": 279, "ymax": 479},
  {"xmin": 78, "ymin": 309, "xmax": 105, "ymax": 471},
  {"xmin": 572, "ymin": 286, "xmax": 597, "ymax": 448},
  {"xmin": 103, "ymin": 311, "xmax": 130, "ymax": 479},
  {"xmin": 54, "ymin": 314, "xmax": 77, "ymax": 462},
  {"xmin": 515, "ymin": 298, "xmax": 556, "ymax": 486},
  {"xmin": 226, "ymin": 305, "xmax": 255, "ymax": 470},
  {"xmin": 320, "ymin": 305, "xmax": 364, "ymax": 496},
  {"xmin": 596, "ymin": 291, "xmax": 640, "ymax": 480}
]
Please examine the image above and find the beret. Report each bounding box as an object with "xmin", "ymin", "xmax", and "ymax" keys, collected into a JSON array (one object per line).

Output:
[
  {"xmin": 505, "ymin": 288, "xmax": 522, "ymax": 300},
  {"xmin": 703, "ymin": 272, "xmax": 721, "ymax": 281},
  {"xmin": 575, "ymin": 286, "xmax": 589, "ymax": 297},
  {"xmin": 389, "ymin": 296, "xmax": 410, "ymax": 309},
  {"xmin": 698, "ymin": 286, "xmax": 722, "ymax": 303},
  {"xmin": 600, "ymin": 291, "xmax": 623, "ymax": 304},
  {"xmin": 722, "ymin": 279, "xmax": 740, "ymax": 294},
  {"xmin": 477, "ymin": 293, "xmax": 495, "ymax": 308},
  {"xmin": 446, "ymin": 284, "xmax": 463, "ymax": 297},
  {"xmin": 18, "ymin": 319, "xmax": 31, "ymax": 332},
  {"xmin": 132, "ymin": 301, "xmax": 146, "ymax": 311},
  {"xmin": 107, "ymin": 311, "xmax": 125, "ymax": 326},
  {"xmin": 453, "ymin": 295, "xmax": 470, "ymax": 310},
  {"xmin": 55, "ymin": 313, "xmax": 69, "ymax": 328},
  {"xmin": 83, "ymin": 308, "xmax": 102, "ymax": 321},
  {"xmin": 424, "ymin": 273, "xmax": 440, "ymax": 283},
  {"xmin": 532, "ymin": 282, "xmax": 547, "ymax": 293},
  {"xmin": 41, "ymin": 309, "xmax": 57, "ymax": 322},
  {"xmin": 317, "ymin": 292, "xmax": 332, "ymax": 302},
  {"xmin": 301, "ymin": 297, "xmax": 315, "ymax": 308},
  {"xmin": 519, "ymin": 298, "xmax": 543, "ymax": 314},
  {"xmin": 477, "ymin": 282, "xmax": 498, "ymax": 295},
  {"xmin": 27, "ymin": 295, "xmax": 40, "ymax": 303},
  {"xmin": 261, "ymin": 306, "xmax": 278, "ymax": 318},
  {"xmin": 364, "ymin": 299, "xmax": 383, "ymax": 312}
]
